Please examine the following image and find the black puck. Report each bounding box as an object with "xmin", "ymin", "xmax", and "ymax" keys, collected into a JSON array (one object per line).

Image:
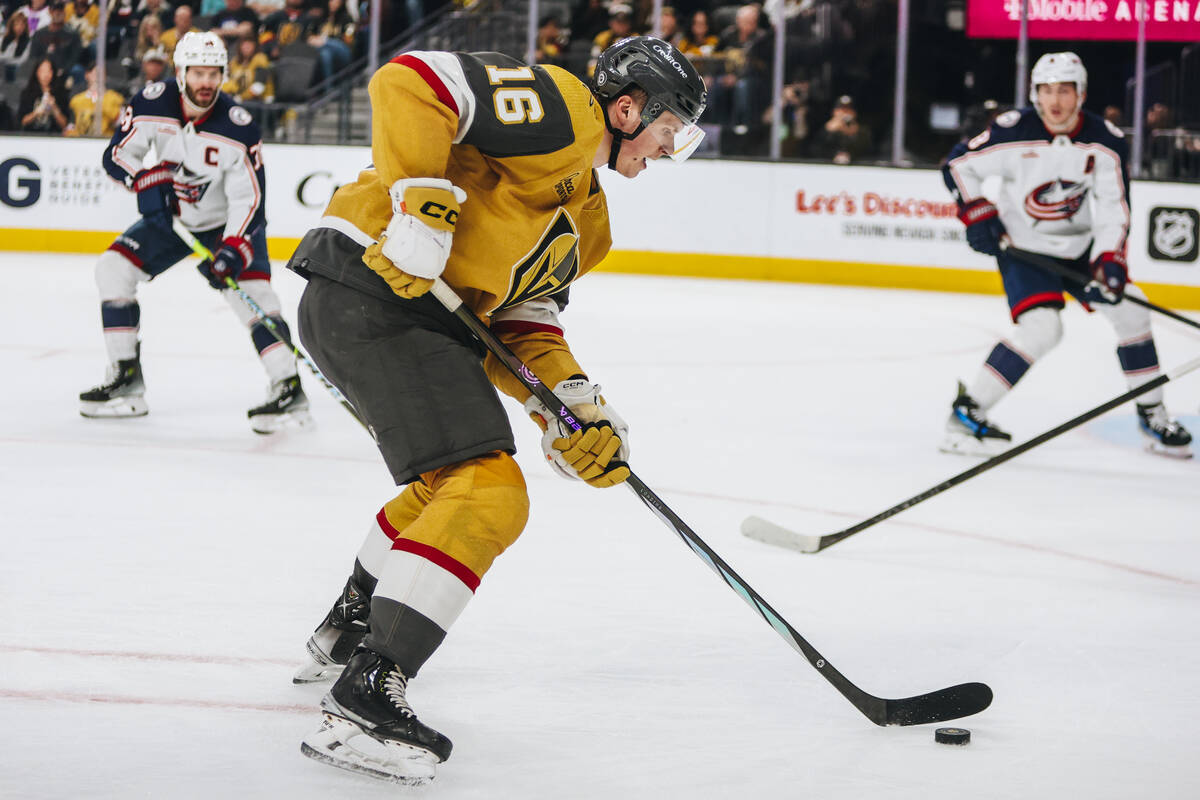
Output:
[{"xmin": 934, "ymin": 727, "xmax": 970, "ymax": 745}]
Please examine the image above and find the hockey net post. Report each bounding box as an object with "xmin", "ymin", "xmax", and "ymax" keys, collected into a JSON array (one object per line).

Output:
[{"xmin": 429, "ymin": 277, "xmax": 993, "ymax": 728}]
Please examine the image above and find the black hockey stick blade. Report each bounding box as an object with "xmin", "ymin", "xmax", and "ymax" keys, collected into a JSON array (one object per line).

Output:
[{"xmin": 879, "ymin": 682, "xmax": 994, "ymax": 727}]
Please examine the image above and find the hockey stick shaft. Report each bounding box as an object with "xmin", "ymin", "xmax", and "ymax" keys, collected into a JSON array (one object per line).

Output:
[
  {"xmin": 812, "ymin": 352, "xmax": 1200, "ymax": 552},
  {"xmin": 170, "ymin": 219, "xmax": 366, "ymax": 428},
  {"xmin": 1005, "ymin": 245, "xmax": 1200, "ymax": 331},
  {"xmin": 429, "ymin": 278, "xmax": 991, "ymax": 726}
]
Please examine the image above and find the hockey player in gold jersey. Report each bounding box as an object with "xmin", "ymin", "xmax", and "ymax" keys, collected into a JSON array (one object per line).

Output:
[{"xmin": 287, "ymin": 36, "xmax": 707, "ymax": 784}]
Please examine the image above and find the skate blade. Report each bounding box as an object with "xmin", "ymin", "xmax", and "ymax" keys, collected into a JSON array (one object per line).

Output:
[
  {"xmin": 80, "ymin": 397, "xmax": 148, "ymax": 418},
  {"xmin": 250, "ymin": 408, "xmax": 314, "ymax": 435},
  {"xmin": 939, "ymin": 430, "xmax": 1009, "ymax": 457},
  {"xmin": 300, "ymin": 713, "xmax": 437, "ymax": 786},
  {"xmin": 1143, "ymin": 439, "xmax": 1194, "ymax": 460}
]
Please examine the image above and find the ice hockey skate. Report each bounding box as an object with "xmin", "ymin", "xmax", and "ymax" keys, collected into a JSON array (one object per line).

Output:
[
  {"xmin": 940, "ymin": 381, "xmax": 1013, "ymax": 456},
  {"xmin": 247, "ymin": 375, "xmax": 311, "ymax": 434},
  {"xmin": 300, "ymin": 648, "xmax": 452, "ymax": 785},
  {"xmin": 293, "ymin": 576, "xmax": 370, "ymax": 684},
  {"xmin": 1136, "ymin": 403, "xmax": 1193, "ymax": 459},
  {"xmin": 79, "ymin": 355, "xmax": 148, "ymax": 418}
]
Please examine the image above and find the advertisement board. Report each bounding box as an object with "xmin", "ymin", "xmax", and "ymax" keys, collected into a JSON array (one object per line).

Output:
[
  {"xmin": 967, "ymin": 0, "xmax": 1200, "ymax": 41},
  {"xmin": 2, "ymin": 137, "xmax": 1197, "ymax": 304}
]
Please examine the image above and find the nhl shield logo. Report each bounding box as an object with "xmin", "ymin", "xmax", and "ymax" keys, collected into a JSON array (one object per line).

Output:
[{"xmin": 1148, "ymin": 207, "xmax": 1199, "ymax": 263}]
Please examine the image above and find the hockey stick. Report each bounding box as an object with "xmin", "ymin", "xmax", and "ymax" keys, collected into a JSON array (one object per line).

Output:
[
  {"xmin": 427, "ymin": 277, "xmax": 992, "ymax": 727},
  {"xmin": 170, "ymin": 219, "xmax": 366, "ymax": 427},
  {"xmin": 743, "ymin": 350, "xmax": 1200, "ymax": 554},
  {"xmin": 1005, "ymin": 244, "xmax": 1200, "ymax": 332}
]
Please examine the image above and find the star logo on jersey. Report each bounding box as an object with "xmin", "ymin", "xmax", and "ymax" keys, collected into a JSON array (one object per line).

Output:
[
  {"xmin": 172, "ymin": 163, "xmax": 213, "ymax": 205},
  {"xmin": 1023, "ymin": 179, "xmax": 1087, "ymax": 222},
  {"xmin": 499, "ymin": 208, "xmax": 580, "ymax": 310}
]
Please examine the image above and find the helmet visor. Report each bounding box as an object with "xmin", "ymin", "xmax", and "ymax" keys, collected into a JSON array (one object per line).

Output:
[{"xmin": 668, "ymin": 124, "xmax": 705, "ymax": 163}]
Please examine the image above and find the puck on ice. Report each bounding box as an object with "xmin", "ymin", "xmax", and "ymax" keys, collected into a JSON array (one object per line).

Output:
[{"xmin": 934, "ymin": 727, "xmax": 970, "ymax": 745}]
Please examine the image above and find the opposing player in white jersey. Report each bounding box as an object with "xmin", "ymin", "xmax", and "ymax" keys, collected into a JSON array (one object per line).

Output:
[
  {"xmin": 79, "ymin": 31, "xmax": 309, "ymax": 433},
  {"xmin": 942, "ymin": 52, "xmax": 1191, "ymax": 458}
]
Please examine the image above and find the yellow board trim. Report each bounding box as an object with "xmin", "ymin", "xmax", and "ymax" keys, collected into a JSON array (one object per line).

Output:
[{"xmin": 5, "ymin": 229, "xmax": 1200, "ymax": 310}]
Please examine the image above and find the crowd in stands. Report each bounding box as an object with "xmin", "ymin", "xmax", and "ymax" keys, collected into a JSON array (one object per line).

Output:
[
  {"xmin": 534, "ymin": 0, "xmax": 891, "ymax": 161},
  {"xmin": 0, "ymin": 0, "xmax": 392, "ymax": 135}
]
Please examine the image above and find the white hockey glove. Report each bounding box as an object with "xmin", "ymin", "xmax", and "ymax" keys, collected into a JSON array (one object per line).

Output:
[
  {"xmin": 525, "ymin": 378, "xmax": 631, "ymax": 488},
  {"xmin": 363, "ymin": 177, "xmax": 467, "ymax": 299}
]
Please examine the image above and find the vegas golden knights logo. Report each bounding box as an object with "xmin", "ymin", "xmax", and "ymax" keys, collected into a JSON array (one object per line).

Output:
[{"xmin": 500, "ymin": 208, "xmax": 580, "ymax": 309}]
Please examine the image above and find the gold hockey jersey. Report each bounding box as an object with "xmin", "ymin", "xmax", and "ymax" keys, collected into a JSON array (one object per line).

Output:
[{"xmin": 319, "ymin": 51, "xmax": 613, "ymax": 401}]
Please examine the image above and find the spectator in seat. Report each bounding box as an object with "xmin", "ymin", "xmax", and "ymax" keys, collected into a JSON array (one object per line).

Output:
[
  {"xmin": 65, "ymin": 58, "xmax": 125, "ymax": 136},
  {"xmin": 30, "ymin": 0, "xmax": 83, "ymax": 88},
  {"xmin": 678, "ymin": 9, "xmax": 718, "ymax": 57},
  {"xmin": 710, "ymin": 3, "xmax": 772, "ymax": 133},
  {"xmin": 307, "ymin": 0, "xmax": 354, "ymax": 82},
  {"xmin": 16, "ymin": 0, "xmax": 53, "ymax": 35},
  {"xmin": 821, "ymin": 94, "xmax": 871, "ymax": 164},
  {"xmin": 535, "ymin": 13, "xmax": 565, "ymax": 68},
  {"xmin": 64, "ymin": 0, "xmax": 98, "ymax": 48},
  {"xmin": 118, "ymin": 12, "xmax": 161, "ymax": 74},
  {"xmin": 656, "ymin": 6, "xmax": 682, "ymax": 47},
  {"xmin": 211, "ymin": 0, "xmax": 261, "ymax": 45},
  {"xmin": 132, "ymin": 0, "xmax": 173, "ymax": 30},
  {"xmin": 128, "ymin": 43, "xmax": 167, "ymax": 93},
  {"xmin": 260, "ymin": 0, "xmax": 314, "ymax": 59},
  {"xmin": 1, "ymin": 11, "xmax": 33, "ymax": 81},
  {"xmin": 589, "ymin": 4, "xmax": 634, "ymax": 74},
  {"xmin": 222, "ymin": 32, "xmax": 271, "ymax": 102},
  {"xmin": 17, "ymin": 56, "xmax": 69, "ymax": 132},
  {"xmin": 159, "ymin": 4, "xmax": 196, "ymax": 54}
]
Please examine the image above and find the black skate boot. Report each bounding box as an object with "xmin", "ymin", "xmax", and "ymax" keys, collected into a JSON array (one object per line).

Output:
[
  {"xmin": 300, "ymin": 648, "xmax": 452, "ymax": 785},
  {"xmin": 941, "ymin": 381, "xmax": 1013, "ymax": 456},
  {"xmin": 293, "ymin": 576, "xmax": 371, "ymax": 684},
  {"xmin": 247, "ymin": 374, "xmax": 311, "ymax": 434},
  {"xmin": 1136, "ymin": 403, "xmax": 1193, "ymax": 459},
  {"xmin": 79, "ymin": 354, "xmax": 147, "ymax": 418}
]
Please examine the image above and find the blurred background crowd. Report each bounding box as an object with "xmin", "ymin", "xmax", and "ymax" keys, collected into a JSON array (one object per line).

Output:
[{"xmin": 1, "ymin": 0, "xmax": 1196, "ymax": 177}]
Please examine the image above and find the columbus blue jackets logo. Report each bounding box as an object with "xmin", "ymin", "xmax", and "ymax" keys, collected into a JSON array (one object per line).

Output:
[
  {"xmin": 1024, "ymin": 179, "xmax": 1087, "ymax": 222},
  {"xmin": 172, "ymin": 164, "xmax": 214, "ymax": 205}
]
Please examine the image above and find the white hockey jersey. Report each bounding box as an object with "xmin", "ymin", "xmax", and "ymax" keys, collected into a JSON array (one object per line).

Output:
[
  {"xmin": 102, "ymin": 80, "xmax": 266, "ymax": 239},
  {"xmin": 943, "ymin": 108, "xmax": 1130, "ymax": 261}
]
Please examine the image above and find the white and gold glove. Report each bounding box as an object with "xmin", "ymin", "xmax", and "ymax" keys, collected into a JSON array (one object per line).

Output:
[
  {"xmin": 363, "ymin": 177, "xmax": 467, "ymax": 299},
  {"xmin": 525, "ymin": 378, "xmax": 631, "ymax": 488}
]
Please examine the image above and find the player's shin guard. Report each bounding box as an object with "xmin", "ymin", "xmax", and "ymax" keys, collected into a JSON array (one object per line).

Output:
[
  {"xmin": 366, "ymin": 452, "xmax": 529, "ymax": 678},
  {"xmin": 293, "ymin": 564, "xmax": 377, "ymax": 684}
]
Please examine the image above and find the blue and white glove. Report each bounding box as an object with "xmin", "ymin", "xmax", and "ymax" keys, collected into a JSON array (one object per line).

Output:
[
  {"xmin": 199, "ymin": 236, "xmax": 253, "ymax": 290},
  {"xmin": 1081, "ymin": 251, "xmax": 1128, "ymax": 305},
  {"xmin": 957, "ymin": 198, "xmax": 1006, "ymax": 257},
  {"xmin": 132, "ymin": 162, "xmax": 179, "ymax": 232}
]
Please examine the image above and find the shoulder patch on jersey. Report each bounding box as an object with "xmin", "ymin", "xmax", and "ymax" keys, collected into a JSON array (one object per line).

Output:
[
  {"xmin": 995, "ymin": 109, "xmax": 1021, "ymax": 128},
  {"xmin": 142, "ymin": 81, "xmax": 166, "ymax": 100},
  {"xmin": 1104, "ymin": 119, "xmax": 1125, "ymax": 138},
  {"xmin": 229, "ymin": 105, "xmax": 253, "ymax": 126}
]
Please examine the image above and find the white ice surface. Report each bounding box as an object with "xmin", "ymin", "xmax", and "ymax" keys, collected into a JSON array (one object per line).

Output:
[{"xmin": 2, "ymin": 254, "xmax": 1199, "ymax": 799}]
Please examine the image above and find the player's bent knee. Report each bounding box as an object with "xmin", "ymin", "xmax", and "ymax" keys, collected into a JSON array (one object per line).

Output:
[
  {"xmin": 1012, "ymin": 305, "xmax": 1062, "ymax": 359},
  {"xmin": 95, "ymin": 249, "xmax": 148, "ymax": 301},
  {"xmin": 1101, "ymin": 285, "xmax": 1152, "ymax": 339}
]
